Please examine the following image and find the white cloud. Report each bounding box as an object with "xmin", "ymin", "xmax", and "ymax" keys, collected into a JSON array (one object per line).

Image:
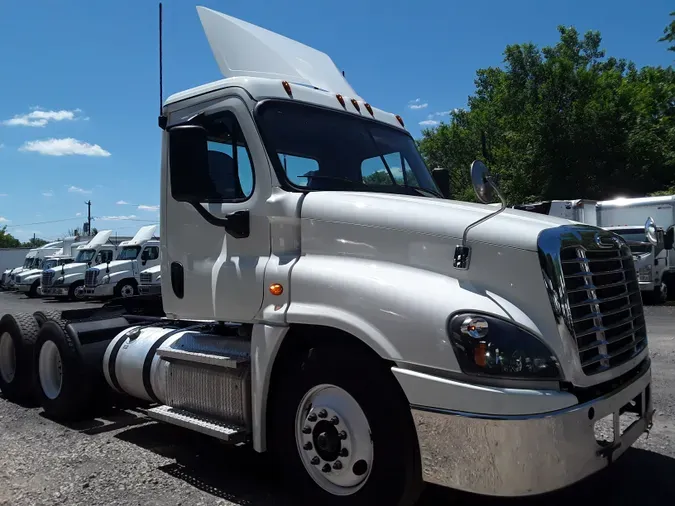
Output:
[
  {"xmin": 116, "ymin": 200, "xmax": 130, "ymax": 205},
  {"xmin": 0, "ymin": 217, "xmax": 9, "ymax": 223},
  {"xmin": 42, "ymin": 190, "xmax": 54, "ymax": 197},
  {"xmin": 0, "ymin": 193, "xmax": 7, "ymax": 197},
  {"xmin": 138, "ymin": 204, "xmax": 159, "ymax": 212},
  {"xmin": 407, "ymin": 98, "xmax": 428, "ymax": 110},
  {"xmin": 99, "ymin": 215, "xmax": 137, "ymax": 221},
  {"xmin": 419, "ymin": 120, "xmax": 439, "ymax": 127},
  {"xmin": 429, "ymin": 110, "xmax": 452, "ymax": 118},
  {"xmin": 67, "ymin": 185, "xmax": 92, "ymax": 194},
  {"xmin": 19, "ymin": 138, "xmax": 111, "ymax": 157},
  {"xmin": 3, "ymin": 108, "xmax": 82, "ymax": 127},
  {"xmin": 76, "ymin": 212, "xmax": 82, "ymax": 217}
]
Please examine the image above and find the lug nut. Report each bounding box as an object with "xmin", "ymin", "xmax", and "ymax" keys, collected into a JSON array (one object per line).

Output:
[
  {"xmin": 311, "ymin": 457, "xmax": 320, "ymax": 465},
  {"xmin": 340, "ymin": 448, "xmax": 349, "ymax": 457},
  {"xmin": 333, "ymin": 461, "xmax": 343, "ymax": 470},
  {"xmin": 302, "ymin": 426, "xmax": 312, "ymax": 434},
  {"xmin": 307, "ymin": 413, "xmax": 317, "ymax": 422},
  {"xmin": 322, "ymin": 464, "xmax": 331, "ymax": 473},
  {"xmin": 330, "ymin": 416, "xmax": 339, "ymax": 425},
  {"xmin": 303, "ymin": 442, "xmax": 313, "ymax": 451},
  {"xmin": 338, "ymin": 430, "xmax": 347, "ymax": 440},
  {"xmin": 318, "ymin": 409, "xmax": 328, "ymax": 419}
]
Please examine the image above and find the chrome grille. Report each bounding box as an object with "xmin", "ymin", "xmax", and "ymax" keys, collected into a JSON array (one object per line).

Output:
[
  {"xmin": 140, "ymin": 272, "xmax": 153, "ymax": 284},
  {"xmin": 539, "ymin": 226, "xmax": 647, "ymax": 377},
  {"xmin": 42, "ymin": 271, "xmax": 55, "ymax": 286},
  {"xmin": 85, "ymin": 269, "xmax": 99, "ymax": 287}
]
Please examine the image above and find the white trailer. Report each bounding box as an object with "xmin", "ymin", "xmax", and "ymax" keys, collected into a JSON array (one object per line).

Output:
[
  {"xmin": 83, "ymin": 225, "xmax": 160, "ymax": 299},
  {"xmin": 0, "ymin": 7, "xmax": 655, "ymax": 505},
  {"xmin": 513, "ymin": 199, "xmax": 598, "ymax": 225},
  {"xmin": 0, "ymin": 248, "xmax": 32, "ymax": 285}
]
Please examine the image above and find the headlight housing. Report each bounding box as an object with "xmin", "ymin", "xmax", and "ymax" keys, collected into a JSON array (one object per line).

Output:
[
  {"xmin": 54, "ymin": 277, "xmax": 64, "ymax": 285},
  {"xmin": 638, "ymin": 266, "xmax": 652, "ymax": 282},
  {"xmin": 449, "ymin": 313, "xmax": 562, "ymax": 380}
]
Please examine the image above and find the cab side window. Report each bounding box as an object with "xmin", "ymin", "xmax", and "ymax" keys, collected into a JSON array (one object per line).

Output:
[
  {"xmin": 96, "ymin": 250, "xmax": 113, "ymax": 264},
  {"xmin": 143, "ymin": 246, "xmax": 159, "ymax": 261},
  {"xmin": 204, "ymin": 112, "xmax": 254, "ymax": 201}
]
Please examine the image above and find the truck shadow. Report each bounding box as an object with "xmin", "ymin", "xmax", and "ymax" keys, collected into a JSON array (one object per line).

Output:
[{"xmin": 115, "ymin": 420, "xmax": 675, "ymax": 506}]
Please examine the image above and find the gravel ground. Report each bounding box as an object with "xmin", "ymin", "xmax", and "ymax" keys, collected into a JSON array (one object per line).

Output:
[{"xmin": 0, "ymin": 291, "xmax": 674, "ymax": 505}]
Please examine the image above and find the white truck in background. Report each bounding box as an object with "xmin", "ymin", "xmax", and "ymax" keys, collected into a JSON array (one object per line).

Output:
[
  {"xmin": 138, "ymin": 264, "xmax": 161, "ymax": 296},
  {"xmin": 1, "ymin": 241, "xmax": 64, "ymax": 290},
  {"xmin": 83, "ymin": 225, "xmax": 159, "ymax": 299},
  {"xmin": 598, "ymin": 196, "xmax": 675, "ymax": 302},
  {"xmin": 40, "ymin": 230, "xmax": 117, "ymax": 301},
  {"xmin": 512, "ymin": 199, "xmax": 598, "ymax": 226},
  {"xmin": 15, "ymin": 238, "xmax": 88, "ymax": 297},
  {"xmin": 0, "ymin": 7, "xmax": 657, "ymax": 505}
]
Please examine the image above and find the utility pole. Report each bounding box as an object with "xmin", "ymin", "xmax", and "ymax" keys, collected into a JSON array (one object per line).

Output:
[{"xmin": 85, "ymin": 200, "xmax": 92, "ymax": 236}]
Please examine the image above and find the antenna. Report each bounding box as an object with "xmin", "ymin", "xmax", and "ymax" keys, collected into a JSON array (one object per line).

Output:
[{"xmin": 159, "ymin": 2, "xmax": 164, "ymax": 114}]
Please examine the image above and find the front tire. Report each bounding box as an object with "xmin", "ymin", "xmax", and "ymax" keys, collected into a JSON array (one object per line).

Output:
[
  {"xmin": 27, "ymin": 280, "xmax": 40, "ymax": 298},
  {"xmin": 114, "ymin": 279, "xmax": 137, "ymax": 299},
  {"xmin": 68, "ymin": 281, "xmax": 86, "ymax": 301},
  {"xmin": 0, "ymin": 313, "xmax": 40, "ymax": 403},
  {"xmin": 268, "ymin": 343, "xmax": 423, "ymax": 506}
]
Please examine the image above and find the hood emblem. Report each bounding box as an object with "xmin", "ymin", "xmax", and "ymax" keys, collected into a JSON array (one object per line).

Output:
[{"xmin": 595, "ymin": 233, "xmax": 620, "ymax": 249}]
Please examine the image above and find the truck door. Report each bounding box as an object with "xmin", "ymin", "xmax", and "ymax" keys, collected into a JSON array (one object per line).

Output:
[
  {"xmin": 163, "ymin": 97, "xmax": 272, "ymax": 322},
  {"xmin": 139, "ymin": 244, "xmax": 161, "ymax": 270}
]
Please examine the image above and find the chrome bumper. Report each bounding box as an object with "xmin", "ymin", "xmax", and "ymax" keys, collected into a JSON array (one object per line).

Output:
[{"xmin": 411, "ymin": 362, "xmax": 653, "ymax": 496}]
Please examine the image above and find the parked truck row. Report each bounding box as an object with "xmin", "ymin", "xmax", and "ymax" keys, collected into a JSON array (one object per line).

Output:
[{"xmin": 0, "ymin": 6, "xmax": 658, "ymax": 505}]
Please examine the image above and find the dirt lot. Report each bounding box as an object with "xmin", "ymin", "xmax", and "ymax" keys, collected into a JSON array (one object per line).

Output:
[{"xmin": 1, "ymin": 292, "xmax": 674, "ymax": 506}]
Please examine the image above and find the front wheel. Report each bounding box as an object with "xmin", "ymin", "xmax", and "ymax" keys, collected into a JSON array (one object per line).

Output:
[
  {"xmin": 68, "ymin": 281, "xmax": 86, "ymax": 301},
  {"xmin": 114, "ymin": 280, "xmax": 137, "ymax": 299},
  {"xmin": 268, "ymin": 344, "xmax": 423, "ymax": 506}
]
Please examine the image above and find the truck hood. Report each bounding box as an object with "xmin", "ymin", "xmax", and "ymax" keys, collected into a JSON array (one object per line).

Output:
[
  {"xmin": 92, "ymin": 260, "xmax": 135, "ymax": 273},
  {"xmin": 300, "ymin": 192, "xmax": 575, "ymax": 253},
  {"xmin": 54, "ymin": 262, "xmax": 89, "ymax": 276},
  {"xmin": 16, "ymin": 268, "xmax": 42, "ymax": 279}
]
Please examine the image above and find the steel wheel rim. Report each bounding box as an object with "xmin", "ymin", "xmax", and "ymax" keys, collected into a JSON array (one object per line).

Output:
[
  {"xmin": 73, "ymin": 285, "xmax": 86, "ymax": 300},
  {"xmin": 295, "ymin": 384, "xmax": 374, "ymax": 496},
  {"xmin": 39, "ymin": 340, "xmax": 63, "ymax": 400},
  {"xmin": 120, "ymin": 285, "xmax": 134, "ymax": 298},
  {"xmin": 0, "ymin": 332, "xmax": 17, "ymax": 384}
]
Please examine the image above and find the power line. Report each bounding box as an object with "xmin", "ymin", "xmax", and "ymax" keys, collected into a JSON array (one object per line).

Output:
[{"xmin": 4, "ymin": 217, "xmax": 83, "ymax": 228}]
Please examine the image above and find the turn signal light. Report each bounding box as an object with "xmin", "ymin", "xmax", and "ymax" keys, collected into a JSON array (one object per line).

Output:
[{"xmin": 269, "ymin": 283, "xmax": 284, "ymax": 296}]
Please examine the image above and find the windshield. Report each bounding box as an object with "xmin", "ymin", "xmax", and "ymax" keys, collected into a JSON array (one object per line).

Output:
[
  {"xmin": 23, "ymin": 257, "xmax": 34, "ymax": 268},
  {"xmin": 117, "ymin": 246, "xmax": 141, "ymax": 261},
  {"xmin": 75, "ymin": 249, "xmax": 96, "ymax": 263},
  {"xmin": 255, "ymin": 101, "xmax": 442, "ymax": 198},
  {"xmin": 43, "ymin": 259, "xmax": 58, "ymax": 270},
  {"xmin": 613, "ymin": 229, "xmax": 652, "ymax": 254}
]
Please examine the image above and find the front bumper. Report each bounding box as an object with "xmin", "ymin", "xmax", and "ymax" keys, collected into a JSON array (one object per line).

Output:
[
  {"xmin": 84, "ymin": 284, "xmax": 114, "ymax": 297},
  {"xmin": 42, "ymin": 286, "xmax": 70, "ymax": 297},
  {"xmin": 17, "ymin": 284, "xmax": 32, "ymax": 293},
  {"xmin": 408, "ymin": 362, "xmax": 653, "ymax": 496},
  {"xmin": 138, "ymin": 284, "xmax": 161, "ymax": 295}
]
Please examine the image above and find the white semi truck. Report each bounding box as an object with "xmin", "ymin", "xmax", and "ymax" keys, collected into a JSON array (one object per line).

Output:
[
  {"xmin": 40, "ymin": 230, "xmax": 117, "ymax": 301},
  {"xmin": 512, "ymin": 199, "xmax": 599, "ymax": 226},
  {"xmin": 138, "ymin": 264, "xmax": 161, "ymax": 296},
  {"xmin": 15, "ymin": 238, "xmax": 88, "ymax": 297},
  {"xmin": 1, "ymin": 241, "xmax": 64, "ymax": 290},
  {"xmin": 598, "ymin": 196, "xmax": 675, "ymax": 302},
  {"xmin": 0, "ymin": 7, "xmax": 656, "ymax": 505},
  {"xmin": 83, "ymin": 225, "xmax": 160, "ymax": 299}
]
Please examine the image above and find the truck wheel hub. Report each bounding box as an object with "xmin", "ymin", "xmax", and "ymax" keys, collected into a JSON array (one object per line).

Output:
[
  {"xmin": 121, "ymin": 285, "xmax": 134, "ymax": 297},
  {"xmin": 295, "ymin": 384, "xmax": 373, "ymax": 495},
  {"xmin": 38, "ymin": 340, "xmax": 63, "ymax": 400},
  {"xmin": 0, "ymin": 332, "xmax": 16, "ymax": 383}
]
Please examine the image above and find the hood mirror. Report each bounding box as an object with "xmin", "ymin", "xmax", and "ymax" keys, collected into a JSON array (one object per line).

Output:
[
  {"xmin": 454, "ymin": 160, "xmax": 507, "ymax": 270},
  {"xmin": 645, "ymin": 217, "xmax": 658, "ymax": 245}
]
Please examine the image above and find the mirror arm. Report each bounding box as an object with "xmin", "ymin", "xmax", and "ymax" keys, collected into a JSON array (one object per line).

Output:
[
  {"xmin": 189, "ymin": 202, "xmax": 250, "ymax": 239},
  {"xmin": 454, "ymin": 176, "xmax": 507, "ymax": 270}
]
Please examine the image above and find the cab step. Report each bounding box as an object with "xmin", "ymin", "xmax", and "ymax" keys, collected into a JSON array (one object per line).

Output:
[
  {"xmin": 156, "ymin": 347, "xmax": 249, "ymax": 369},
  {"xmin": 146, "ymin": 405, "xmax": 248, "ymax": 444}
]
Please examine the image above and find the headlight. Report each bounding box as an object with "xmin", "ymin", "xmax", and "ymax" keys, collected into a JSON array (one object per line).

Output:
[
  {"xmin": 449, "ymin": 313, "xmax": 562, "ymax": 380},
  {"xmin": 101, "ymin": 275, "xmax": 110, "ymax": 284},
  {"xmin": 54, "ymin": 277, "xmax": 64, "ymax": 285},
  {"xmin": 638, "ymin": 266, "xmax": 652, "ymax": 282}
]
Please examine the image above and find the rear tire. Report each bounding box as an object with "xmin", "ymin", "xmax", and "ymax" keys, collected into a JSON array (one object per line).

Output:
[
  {"xmin": 33, "ymin": 310, "xmax": 64, "ymax": 328},
  {"xmin": 33, "ymin": 321, "xmax": 95, "ymax": 421},
  {"xmin": 268, "ymin": 343, "xmax": 423, "ymax": 506},
  {"xmin": 0, "ymin": 313, "xmax": 40, "ymax": 403}
]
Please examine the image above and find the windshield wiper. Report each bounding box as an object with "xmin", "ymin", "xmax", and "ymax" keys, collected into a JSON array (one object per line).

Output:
[
  {"xmin": 296, "ymin": 175, "xmax": 371, "ymax": 189},
  {"xmin": 404, "ymin": 185, "xmax": 444, "ymax": 199}
]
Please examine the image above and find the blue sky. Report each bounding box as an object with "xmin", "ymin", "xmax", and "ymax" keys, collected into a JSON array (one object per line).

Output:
[{"xmin": 0, "ymin": 0, "xmax": 672, "ymax": 242}]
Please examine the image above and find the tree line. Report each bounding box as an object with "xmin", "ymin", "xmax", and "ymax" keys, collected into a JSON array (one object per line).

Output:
[
  {"xmin": 419, "ymin": 12, "xmax": 675, "ymax": 205},
  {"xmin": 0, "ymin": 226, "xmax": 98, "ymax": 249}
]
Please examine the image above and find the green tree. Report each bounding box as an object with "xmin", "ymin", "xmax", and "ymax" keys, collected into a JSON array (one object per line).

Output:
[
  {"xmin": 0, "ymin": 226, "xmax": 21, "ymax": 248},
  {"xmin": 419, "ymin": 25, "xmax": 675, "ymax": 205},
  {"xmin": 659, "ymin": 11, "xmax": 675, "ymax": 52}
]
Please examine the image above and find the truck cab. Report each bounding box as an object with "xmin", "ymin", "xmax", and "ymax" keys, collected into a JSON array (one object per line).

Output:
[
  {"xmin": 83, "ymin": 225, "xmax": 159, "ymax": 299},
  {"xmin": 3, "ymin": 242, "xmax": 63, "ymax": 290},
  {"xmin": 138, "ymin": 264, "xmax": 161, "ymax": 296},
  {"xmin": 41, "ymin": 230, "xmax": 116, "ymax": 300}
]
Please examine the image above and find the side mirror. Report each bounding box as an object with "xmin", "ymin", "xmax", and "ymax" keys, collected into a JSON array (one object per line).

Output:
[
  {"xmin": 471, "ymin": 160, "xmax": 500, "ymax": 204},
  {"xmin": 665, "ymin": 226, "xmax": 674, "ymax": 250},
  {"xmin": 168, "ymin": 124, "xmax": 211, "ymax": 203},
  {"xmin": 645, "ymin": 217, "xmax": 658, "ymax": 245},
  {"xmin": 431, "ymin": 168, "xmax": 450, "ymax": 198}
]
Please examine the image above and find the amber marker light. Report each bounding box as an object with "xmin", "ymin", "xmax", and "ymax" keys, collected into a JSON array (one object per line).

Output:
[
  {"xmin": 364, "ymin": 103, "xmax": 374, "ymax": 116},
  {"xmin": 269, "ymin": 283, "xmax": 284, "ymax": 296},
  {"xmin": 350, "ymin": 98, "xmax": 360, "ymax": 112},
  {"xmin": 336, "ymin": 94, "xmax": 346, "ymax": 107},
  {"xmin": 282, "ymin": 80, "xmax": 293, "ymax": 97},
  {"xmin": 395, "ymin": 115, "xmax": 405, "ymax": 127}
]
